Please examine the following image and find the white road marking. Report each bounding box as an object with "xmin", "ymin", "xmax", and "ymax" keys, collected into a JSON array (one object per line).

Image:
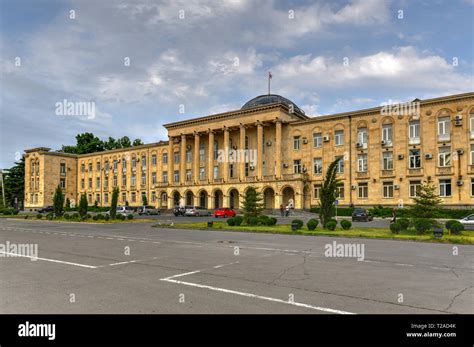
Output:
[
  {"xmin": 0, "ymin": 251, "xmax": 97, "ymax": 269},
  {"xmin": 213, "ymin": 261, "xmax": 239, "ymax": 269},
  {"xmin": 395, "ymin": 263, "xmax": 414, "ymax": 267}
]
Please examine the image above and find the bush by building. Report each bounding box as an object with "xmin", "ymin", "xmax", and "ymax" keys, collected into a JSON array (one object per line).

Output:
[
  {"xmin": 325, "ymin": 220, "xmax": 337, "ymax": 231},
  {"xmin": 390, "ymin": 221, "xmax": 401, "ymax": 234},
  {"xmin": 340, "ymin": 220, "xmax": 352, "ymax": 230},
  {"xmin": 291, "ymin": 219, "xmax": 304, "ymax": 230},
  {"xmin": 307, "ymin": 218, "xmax": 318, "ymax": 231}
]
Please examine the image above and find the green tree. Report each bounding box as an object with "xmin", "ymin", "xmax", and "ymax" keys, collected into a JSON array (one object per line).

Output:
[
  {"xmin": 319, "ymin": 157, "xmax": 341, "ymax": 228},
  {"xmin": 65, "ymin": 198, "xmax": 71, "ymax": 209},
  {"xmin": 110, "ymin": 187, "xmax": 119, "ymax": 219},
  {"xmin": 53, "ymin": 185, "xmax": 65, "ymax": 217},
  {"xmin": 408, "ymin": 182, "xmax": 443, "ymax": 218},
  {"xmin": 103, "ymin": 137, "xmax": 117, "ymax": 150},
  {"xmin": 132, "ymin": 139, "xmax": 143, "ymax": 146},
  {"xmin": 142, "ymin": 194, "xmax": 148, "ymax": 206},
  {"xmin": 117, "ymin": 136, "xmax": 132, "ymax": 148},
  {"xmin": 78, "ymin": 194, "xmax": 88, "ymax": 217},
  {"xmin": 241, "ymin": 186, "xmax": 263, "ymax": 219},
  {"xmin": 3, "ymin": 156, "xmax": 25, "ymax": 209}
]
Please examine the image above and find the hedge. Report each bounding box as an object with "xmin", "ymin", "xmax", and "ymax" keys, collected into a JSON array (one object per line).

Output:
[{"xmin": 310, "ymin": 207, "xmax": 474, "ymax": 219}]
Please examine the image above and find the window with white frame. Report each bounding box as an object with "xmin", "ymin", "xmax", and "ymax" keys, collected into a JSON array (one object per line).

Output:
[
  {"xmin": 131, "ymin": 173, "xmax": 136, "ymax": 186},
  {"xmin": 174, "ymin": 170, "xmax": 179, "ymax": 182},
  {"xmin": 213, "ymin": 166, "xmax": 218, "ymax": 179},
  {"xmin": 186, "ymin": 170, "xmax": 192, "ymax": 181},
  {"xmin": 409, "ymin": 120, "xmax": 420, "ymax": 143},
  {"xmin": 60, "ymin": 163, "xmax": 66, "ymax": 174},
  {"xmin": 336, "ymin": 156, "xmax": 344, "ymax": 174},
  {"xmin": 152, "ymin": 154, "xmax": 157, "ymax": 166},
  {"xmin": 437, "ymin": 117, "xmax": 451, "ymax": 140},
  {"xmin": 131, "ymin": 192, "xmax": 136, "ymax": 203},
  {"xmin": 152, "ymin": 172, "xmax": 157, "ymax": 184},
  {"xmin": 293, "ymin": 136, "xmax": 301, "ymax": 150},
  {"xmin": 151, "ymin": 191, "xmax": 156, "ymax": 203},
  {"xmin": 293, "ymin": 159, "xmax": 302, "ymax": 173},
  {"xmin": 121, "ymin": 192, "xmax": 126, "ymax": 203},
  {"xmin": 131, "ymin": 158, "xmax": 136, "ymax": 169},
  {"xmin": 313, "ymin": 132, "xmax": 322, "ymax": 148},
  {"xmin": 199, "ymin": 167, "xmax": 205, "ymax": 180},
  {"xmin": 358, "ymin": 183, "xmax": 368, "ymax": 198},
  {"xmin": 357, "ymin": 154, "xmax": 367, "ymax": 172},
  {"xmin": 105, "ymin": 177, "xmax": 109, "ymax": 189},
  {"xmin": 334, "ymin": 130, "xmax": 344, "ymax": 145},
  {"xmin": 438, "ymin": 147, "xmax": 451, "ymax": 167},
  {"xmin": 382, "ymin": 124, "xmax": 393, "ymax": 144},
  {"xmin": 471, "ymin": 178, "xmax": 474, "ymax": 196},
  {"xmin": 409, "ymin": 180, "xmax": 421, "ymax": 197},
  {"xmin": 470, "ymin": 113, "xmax": 474, "ymax": 138},
  {"xmin": 337, "ymin": 185, "xmax": 345, "ymax": 199},
  {"xmin": 383, "ymin": 181, "xmax": 394, "ymax": 198},
  {"xmin": 96, "ymin": 161, "xmax": 101, "ymax": 171},
  {"xmin": 96, "ymin": 177, "xmax": 100, "ymax": 188},
  {"xmin": 121, "ymin": 175, "xmax": 125, "ymax": 186},
  {"xmin": 471, "ymin": 144, "xmax": 474, "ymax": 165},
  {"xmin": 313, "ymin": 184, "xmax": 321, "ymax": 199},
  {"xmin": 122, "ymin": 158, "xmax": 127, "ymax": 172},
  {"xmin": 199, "ymin": 143, "xmax": 205, "ymax": 161},
  {"xmin": 439, "ymin": 179, "xmax": 451, "ymax": 197},
  {"xmin": 162, "ymin": 153, "xmax": 168, "ymax": 164},
  {"xmin": 113, "ymin": 160, "xmax": 118, "ymax": 170},
  {"xmin": 313, "ymin": 157, "xmax": 322, "ymax": 174},
  {"xmin": 96, "ymin": 194, "xmax": 100, "ymax": 204},
  {"xmin": 162, "ymin": 172, "xmax": 168, "ymax": 183},
  {"xmin": 60, "ymin": 178, "xmax": 66, "ymax": 189},
  {"xmin": 382, "ymin": 152, "xmax": 393, "ymax": 170},
  {"xmin": 409, "ymin": 149, "xmax": 421, "ymax": 168},
  {"xmin": 357, "ymin": 128, "xmax": 368, "ymax": 147},
  {"xmin": 174, "ymin": 152, "xmax": 180, "ymax": 164},
  {"xmin": 88, "ymin": 178, "xmax": 92, "ymax": 189},
  {"xmin": 213, "ymin": 141, "xmax": 219, "ymax": 160},
  {"xmin": 186, "ymin": 149, "xmax": 192, "ymax": 162},
  {"xmin": 113, "ymin": 175, "xmax": 117, "ymax": 187},
  {"xmin": 104, "ymin": 193, "xmax": 109, "ymax": 204}
]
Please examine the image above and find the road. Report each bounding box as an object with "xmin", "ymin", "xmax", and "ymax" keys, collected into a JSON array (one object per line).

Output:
[{"xmin": 0, "ymin": 218, "xmax": 472, "ymax": 314}]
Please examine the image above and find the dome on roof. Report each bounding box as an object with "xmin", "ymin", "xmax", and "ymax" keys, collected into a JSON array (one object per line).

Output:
[{"xmin": 241, "ymin": 94, "xmax": 304, "ymax": 114}]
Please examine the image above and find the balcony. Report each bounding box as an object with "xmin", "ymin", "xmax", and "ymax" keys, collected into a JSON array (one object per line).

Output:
[
  {"xmin": 213, "ymin": 178, "xmax": 223, "ymax": 183},
  {"xmin": 245, "ymin": 176, "xmax": 257, "ymax": 182},
  {"xmin": 355, "ymin": 171, "xmax": 369, "ymax": 179},
  {"xmin": 228, "ymin": 177, "xmax": 239, "ymax": 183},
  {"xmin": 408, "ymin": 137, "xmax": 420, "ymax": 145},
  {"xmin": 407, "ymin": 168, "xmax": 423, "ymax": 176},
  {"xmin": 380, "ymin": 170, "xmax": 395, "ymax": 178},
  {"xmin": 436, "ymin": 166, "xmax": 453, "ymax": 176},
  {"xmin": 156, "ymin": 182, "xmax": 168, "ymax": 187},
  {"xmin": 263, "ymin": 175, "xmax": 275, "ymax": 181},
  {"xmin": 282, "ymin": 173, "xmax": 304, "ymax": 180}
]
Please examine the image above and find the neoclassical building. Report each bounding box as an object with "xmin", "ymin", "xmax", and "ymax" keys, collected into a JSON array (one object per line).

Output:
[{"xmin": 24, "ymin": 92, "xmax": 474, "ymax": 210}]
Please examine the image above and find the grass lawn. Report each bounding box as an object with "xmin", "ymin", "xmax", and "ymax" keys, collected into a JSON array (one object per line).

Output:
[
  {"xmin": 164, "ymin": 221, "xmax": 474, "ymax": 245},
  {"xmin": 0, "ymin": 214, "xmax": 155, "ymax": 223}
]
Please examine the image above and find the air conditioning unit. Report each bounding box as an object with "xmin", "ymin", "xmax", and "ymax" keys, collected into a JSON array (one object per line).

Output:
[
  {"xmin": 456, "ymin": 180, "xmax": 463, "ymax": 186},
  {"xmin": 457, "ymin": 149, "xmax": 464, "ymax": 155},
  {"xmin": 398, "ymin": 154, "xmax": 404, "ymax": 160},
  {"xmin": 381, "ymin": 140, "xmax": 387, "ymax": 146},
  {"xmin": 394, "ymin": 185, "xmax": 400, "ymax": 190},
  {"xmin": 249, "ymin": 166, "xmax": 255, "ymax": 170},
  {"xmin": 425, "ymin": 154, "xmax": 433, "ymax": 159},
  {"xmin": 186, "ymin": 144, "xmax": 191, "ymax": 150},
  {"xmin": 351, "ymin": 185, "xmax": 357, "ymax": 190},
  {"xmin": 323, "ymin": 136, "xmax": 330, "ymax": 142},
  {"xmin": 283, "ymin": 163, "xmax": 289, "ymax": 168},
  {"xmin": 454, "ymin": 114, "xmax": 463, "ymax": 126},
  {"xmin": 266, "ymin": 141, "xmax": 272, "ymax": 146},
  {"xmin": 356, "ymin": 143, "xmax": 363, "ymax": 148},
  {"xmin": 302, "ymin": 138, "xmax": 308, "ymax": 144}
]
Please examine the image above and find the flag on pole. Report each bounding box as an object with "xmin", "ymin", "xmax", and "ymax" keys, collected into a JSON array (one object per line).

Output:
[{"xmin": 268, "ymin": 71, "xmax": 272, "ymax": 95}]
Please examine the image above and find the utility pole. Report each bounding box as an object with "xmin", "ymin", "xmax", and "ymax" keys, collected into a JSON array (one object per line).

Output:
[{"xmin": 0, "ymin": 169, "xmax": 6, "ymax": 208}]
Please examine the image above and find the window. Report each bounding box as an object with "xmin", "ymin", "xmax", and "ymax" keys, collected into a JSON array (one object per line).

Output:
[
  {"xmin": 471, "ymin": 144, "xmax": 474, "ymax": 165},
  {"xmin": 113, "ymin": 160, "xmax": 118, "ymax": 170},
  {"xmin": 245, "ymin": 162, "xmax": 249, "ymax": 177},
  {"xmin": 470, "ymin": 113, "xmax": 474, "ymax": 138},
  {"xmin": 337, "ymin": 185, "xmax": 345, "ymax": 199},
  {"xmin": 88, "ymin": 163, "xmax": 93, "ymax": 172},
  {"xmin": 131, "ymin": 173, "xmax": 136, "ymax": 186},
  {"xmin": 131, "ymin": 192, "xmax": 136, "ymax": 203},
  {"xmin": 96, "ymin": 177, "xmax": 100, "ymax": 188},
  {"xmin": 122, "ymin": 158, "xmax": 127, "ymax": 172},
  {"xmin": 438, "ymin": 147, "xmax": 451, "ymax": 167},
  {"xmin": 358, "ymin": 183, "xmax": 368, "ymax": 198},
  {"xmin": 409, "ymin": 149, "xmax": 421, "ymax": 169},
  {"xmin": 141, "ymin": 192, "xmax": 147, "ymax": 204},
  {"xmin": 214, "ymin": 141, "xmax": 219, "ymax": 160},
  {"xmin": 60, "ymin": 178, "xmax": 66, "ymax": 189},
  {"xmin": 151, "ymin": 191, "xmax": 156, "ymax": 203},
  {"xmin": 382, "ymin": 152, "xmax": 393, "ymax": 170},
  {"xmin": 150, "ymin": 172, "xmax": 156, "ymax": 184},
  {"xmin": 186, "ymin": 149, "xmax": 192, "ymax": 162},
  {"xmin": 131, "ymin": 157, "xmax": 136, "ymax": 169},
  {"xmin": 152, "ymin": 155, "xmax": 157, "ymax": 166},
  {"xmin": 162, "ymin": 153, "xmax": 168, "ymax": 164},
  {"xmin": 213, "ymin": 166, "xmax": 218, "ymax": 179},
  {"xmin": 88, "ymin": 194, "xmax": 92, "ymax": 203},
  {"xmin": 81, "ymin": 179, "xmax": 85, "ymax": 189},
  {"xmin": 60, "ymin": 163, "xmax": 66, "ymax": 174},
  {"xmin": 313, "ymin": 133, "xmax": 322, "ymax": 148},
  {"xmin": 104, "ymin": 176, "xmax": 109, "ymax": 189},
  {"xmin": 409, "ymin": 120, "xmax": 420, "ymax": 143},
  {"xmin": 382, "ymin": 124, "xmax": 393, "ymax": 144},
  {"xmin": 121, "ymin": 175, "xmax": 126, "ymax": 186},
  {"xmin": 113, "ymin": 175, "xmax": 117, "ymax": 187},
  {"xmin": 88, "ymin": 178, "xmax": 92, "ymax": 189},
  {"xmin": 437, "ymin": 117, "xmax": 450, "ymax": 140},
  {"xmin": 334, "ymin": 130, "xmax": 344, "ymax": 146},
  {"xmin": 121, "ymin": 192, "xmax": 126, "ymax": 203},
  {"xmin": 96, "ymin": 162, "xmax": 101, "ymax": 171},
  {"xmin": 357, "ymin": 128, "xmax": 368, "ymax": 147},
  {"xmin": 186, "ymin": 170, "xmax": 192, "ymax": 181},
  {"xmin": 174, "ymin": 152, "xmax": 180, "ymax": 164},
  {"xmin": 357, "ymin": 154, "xmax": 367, "ymax": 172},
  {"xmin": 409, "ymin": 180, "xmax": 421, "ymax": 197},
  {"xmin": 81, "ymin": 163, "xmax": 85, "ymax": 173},
  {"xmin": 293, "ymin": 159, "xmax": 302, "ymax": 174},
  {"xmin": 471, "ymin": 178, "xmax": 474, "ymax": 196},
  {"xmin": 313, "ymin": 157, "xmax": 322, "ymax": 174},
  {"xmin": 174, "ymin": 170, "xmax": 180, "ymax": 182},
  {"xmin": 336, "ymin": 156, "xmax": 344, "ymax": 174},
  {"xmin": 199, "ymin": 167, "xmax": 205, "ymax": 180},
  {"xmin": 162, "ymin": 172, "xmax": 168, "ymax": 183},
  {"xmin": 439, "ymin": 179, "xmax": 452, "ymax": 197},
  {"xmin": 96, "ymin": 194, "xmax": 100, "ymax": 204},
  {"xmin": 293, "ymin": 136, "xmax": 301, "ymax": 150},
  {"xmin": 141, "ymin": 172, "xmax": 146, "ymax": 185},
  {"xmin": 383, "ymin": 181, "xmax": 394, "ymax": 198},
  {"xmin": 199, "ymin": 143, "xmax": 205, "ymax": 161},
  {"xmin": 141, "ymin": 155, "xmax": 146, "ymax": 168},
  {"xmin": 229, "ymin": 164, "xmax": 234, "ymax": 178},
  {"xmin": 245, "ymin": 136, "xmax": 249, "ymax": 150},
  {"xmin": 104, "ymin": 193, "xmax": 109, "ymax": 204},
  {"xmin": 313, "ymin": 184, "xmax": 321, "ymax": 199}
]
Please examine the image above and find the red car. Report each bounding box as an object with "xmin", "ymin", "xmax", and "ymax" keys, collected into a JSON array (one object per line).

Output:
[{"xmin": 214, "ymin": 208, "xmax": 236, "ymax": 218}]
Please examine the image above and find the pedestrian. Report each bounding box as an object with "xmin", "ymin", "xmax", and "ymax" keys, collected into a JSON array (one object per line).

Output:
[
  {"xmin": 285, "ymin": 204, "xmax": 290, "ymax": 217},
  {"xmin": 280, "ymin": 204, "xmax": 284, "ymax": 217}
]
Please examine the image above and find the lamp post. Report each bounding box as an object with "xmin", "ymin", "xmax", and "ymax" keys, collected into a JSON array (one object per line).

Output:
[{"xmin": 0, "ymin": 169, "xmax": 6, "ymax": 208}]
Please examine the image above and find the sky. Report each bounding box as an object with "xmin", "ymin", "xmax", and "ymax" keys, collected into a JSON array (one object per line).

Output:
[{"xmin": 1, "ymin": 0, "xmax": 473, "ymax": 168}]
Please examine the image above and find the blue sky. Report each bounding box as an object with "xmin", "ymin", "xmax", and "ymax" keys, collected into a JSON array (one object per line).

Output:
[{"xmin": 1, "ymin": 0, "xmax": 473, "ymax": 168}]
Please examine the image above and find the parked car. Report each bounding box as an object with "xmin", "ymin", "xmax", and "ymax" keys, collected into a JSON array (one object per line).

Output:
[
  {"xmin": 184, "ymin": 206, "xmax": 212, "ymax": 217},
  {"xmin": 173, "ymin": 206, "xmax": 186, "ymax": 216},
  {"xmin": 214, "ymin": 208, "xmax": 236, "ymax": 218},
  {"xmin": 38, "ymin": 206, "xmax": 54, "ymax": 213},
  {"xmin": 352, "ymin": 208, "xmax": 373, "ymax": 222},
  {"xmin": 137, "ymin": 205, "xmax": 160, "ymax": 216},
  {"xmin": 106, "ymin": 206, "xmax": 134, "ymax": 216},
  {"xmin": 459, "ymin": 214, "xmax": 474, "ymax": 230}
]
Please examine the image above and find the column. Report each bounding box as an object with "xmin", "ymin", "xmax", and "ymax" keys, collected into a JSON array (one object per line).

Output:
[
  {"xmin": 208, "ymin": 130, "xmax": 214, "ymax": 183},
  {"xmin": 223, "ymin": 127, "xmax": 229, "ymax": 182},
  {"xmin": 194, "ymin": 132, "xmax": 200, "ymax": 183},
  {"xmin": 275, "ymin": 119, "xmax": 282, "ymax": 179},
  {"xmin": 168, "ymin": 136, "xmax": 174, "ymax": 184},
  {"xmin": 256, "ymin": 121, "xmax": 263, "ymax": 179},
  {"xmin": 239, "ymin": 124, "xmax": 246, "ymax": 179},
  {"xmin": 180, "ymin": 134, "xmax": 186, "ymax": 184}
]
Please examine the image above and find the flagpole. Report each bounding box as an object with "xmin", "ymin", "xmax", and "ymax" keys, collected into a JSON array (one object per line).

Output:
[{"xmin": 268, "ymin": 73, "xmax": 270, "ymax": 95}]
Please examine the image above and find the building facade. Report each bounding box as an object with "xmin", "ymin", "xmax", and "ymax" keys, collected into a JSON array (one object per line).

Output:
[{"xmin": 24, "ymin": 92, "xmax": 474, "ymax": 210}]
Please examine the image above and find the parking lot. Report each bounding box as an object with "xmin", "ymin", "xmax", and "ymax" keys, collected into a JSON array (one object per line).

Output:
[{"xmin": 0, "ymin": 218, "xmax": 473, "ymax": 314}]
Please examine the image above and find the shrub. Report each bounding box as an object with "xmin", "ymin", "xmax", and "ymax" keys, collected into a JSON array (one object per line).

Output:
[
  {"xmin": 36, "ymin": 213, "xmax": 43, "ymax": 219},
  {"xmin": 325, "ymin": 220, "xmax": 337, "ymax": 231},
  {"xmin": 127, "ymin": 214, "xmax": 134, "ymax": 220},
  {"xmin": 310, "ymin": 207, "xmax": 354, "ymax": 216},
  {"xmin": 104, "ymin": 214, "xmax": 110, "ymax": 221},
  {"xmin": 86, "ymin": 213, "xmax": 92, "ymax": 219},
  {"xmin": 291, "ymin": 219, "xmax": 304, "ymax": 230},
  {"xmin": 390, "ymin": 221, "xmax": 401, "ymax": 234},
  {"xmin": 234, "ymin": 216, "xmax": 243, "ymax": 226},
  {"xmin": 248, "ymin": 217, "xmax": 259, "ymax": 226},
  {"xmin": 64, "ymin": 214, "xmax": 70, "ymax": 220},
  {"xmin": 2, "ymin": 208, "xmax": 13, "ymax": 215},
  {"xmin": 398, "ymin": 218, "xmax": 410, "ymax": 231},
  {"xmin": 369, "ymin": 205, "xmax": 393, "ymax": 218},
  {"xmin": 227, "ymin": 217, "xmax": 235, "ymax": 226},
  {"xmin": 258, "ymin": 215, "xmax": 270, "ymax": 225},
  {"xmin": 445, "ymin": 220, "xmax": 458, "ymax": 231},
  {"xmin": 72, "ymin": 213, "xmax": 79, "ymax": 219},
  {"xmin": 46, "ymin": 213, "xmax": 54, "ymax": 220},
  {"xmin": 447, "ymin": 221, "xmax": 464, "ymax": 235},
  {"xmin": 12, "ymin": 209, "xmax": 19, "ymax": 215},
  {"xmin": 97, "ymin": 214, "xmax": 104, "ymax": 220},
  {"xmin": 92, "ymin": 215, "xmax": 99, "ymax": 221},
  {"xmin": 307, "ymin": 218, "xmax": 318, "ymax": 231},
  {"xmin": 340, "ymin": 220, "xmax": 352, "ymax": 230},
  {"xmin": 266, "ymin": 217, "xmax": 277, "ymax": 226},
  {"xmin": 24, "ymin": 215, "xmax": 28, "ymax": 219},
  {"xmin": 412, "ymin": 218, "xmax": 435, "ymax": 235}
]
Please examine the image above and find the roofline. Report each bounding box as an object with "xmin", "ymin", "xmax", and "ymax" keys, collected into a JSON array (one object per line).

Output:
[
  {"xmin": 293, "ymin": 92, "xmax": 474, "ymax": 125},
  {"xmin": 164, "ymin": 102, "xmax": 309, "ymax": 129}
]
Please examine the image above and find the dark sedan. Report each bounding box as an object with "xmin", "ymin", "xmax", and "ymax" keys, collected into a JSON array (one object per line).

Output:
[
  {"xmin": 352, "ymin": 208, "xmax": 373, "ymax": 222},
  {"xmin": 38, "ymin": 206, "xmax": 54, "ymax": 213}
]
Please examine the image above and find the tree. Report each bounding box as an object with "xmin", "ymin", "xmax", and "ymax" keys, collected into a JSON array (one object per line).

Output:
[
  {"xmin": 103, "ymin": 137, "xmax": 117, "ymax": 150},
  {"xmin": 53, "ymin": 185, "xmax": 65, "ymax": 217},
  {"xmin": 65, "ymin": 198, "xmax": 71, "ymax": 209},
  {"xmin": 241, "ymin": 186, "xmax": 263, "ymax": 219},
  {"xmin": 60, "ymin": 133, "xmax": 143, "ymax": 155},
  {"xmin": 319, "ymin": 157, "xmax": 341, "ymax": 228},
  {"xmin": 133, "ymin": 139, "xmax": 143, "ymax": 146},
  {"xmin": 110, "ymin": 188, "xmax": 119, "ymax": 219},
  {"xmin": 117, "ymin": 136, "xmax": 132, "ymax": 148},
  {"xmin": 3, "ymin": 156, "xmax": 25, "ymax": 209},
  {"xmin": 408, "ymin": 182, "xmax": 443, "ymax": 218},
  {"xmin": 78, "ymin": 194, "xmax": 88, "ymax": 217},
  {"xmin": 142, "ymin": 194, "xmax": 148, "ymax": 206}
]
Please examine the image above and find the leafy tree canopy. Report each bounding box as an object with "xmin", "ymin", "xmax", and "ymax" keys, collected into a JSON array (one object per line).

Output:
[{"xmin": 60, "ymin": 133, "xmax": 143, "ymax": 155}]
